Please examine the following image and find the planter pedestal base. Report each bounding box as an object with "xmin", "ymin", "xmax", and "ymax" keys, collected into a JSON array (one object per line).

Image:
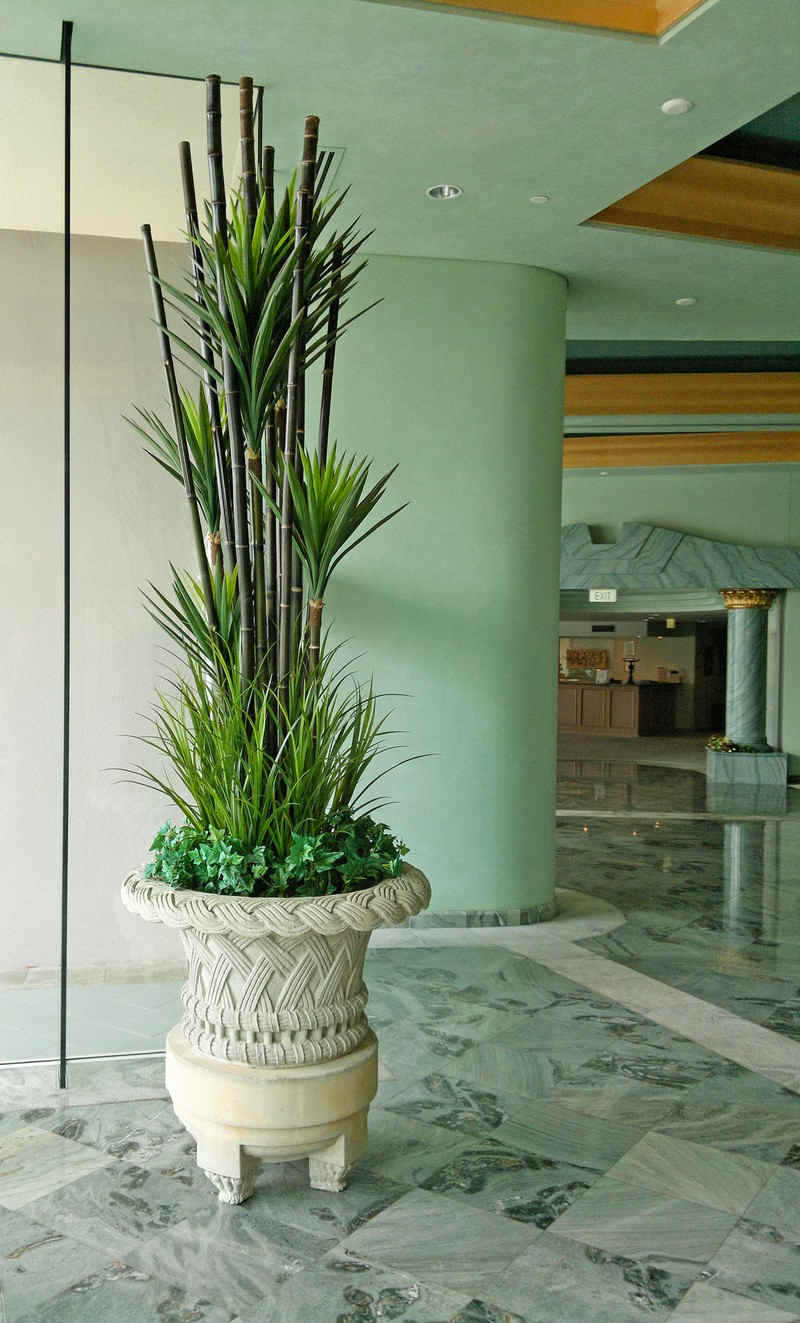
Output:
[{"xmin": 165, "ymin": 1025, "xmax": 378, "ymax": 1204}]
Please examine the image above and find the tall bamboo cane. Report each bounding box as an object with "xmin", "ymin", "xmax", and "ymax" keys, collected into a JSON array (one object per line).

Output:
[
  {"xmin": 239, "ymin": 77, "xmax": 258, "ymax": 227},
  {"xmin": 265, "ymin": 402, "xmax": 280, "ymax": 671},
  {"xmin": 141, "ymin": 224, "xmax": 219, "ymax": 643},
  {"xmin": 239, "ymin": 78, "xmax": 266, "ymax": 681},
  {"xmin": 206, "ymin": 74, "xmax": 255, "ymax": 686},
  {"xmin": 291, "ymin": 373, "xmax": 306, "ymax": 648},
  {"xmin": 178, "ymin": 139, "xmax": 234, "ymax": 574},
  {"xmin": 278, "ymin": 116, "xmax": 319, "ymax": 712},
  {"xmin": 317, "ymin": 238, "xmax": 343, "ymax": 467},
  {"xmin": 261, "ymin": 145, "xmax": 275, "ymax": 226}
]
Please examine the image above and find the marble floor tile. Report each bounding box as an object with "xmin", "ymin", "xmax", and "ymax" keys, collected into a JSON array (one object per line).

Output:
[
  {"xmin": 552, "ymin": 1085, "xmax": 686, "ymax": 1127},
  {"xmin": 0, "ymin": 1126, "xmax": 113, "ymax": 1210},
  {"xmin": 654, "ymin": 1099, "xmax": 800, "ymax": 1164},
  {"xmin": 667, "ymin": 1280, "xmax": 800, "ymax": 1321},
  {"xmin": 63, "ymin": 1055, "xmax": 168, "ymax": 1102},
  {"xmin": 605, "ymin": 1132, "xmax": 774, "ymax": 1215},
  {"xmin": 234, "ymin": 1255, "xmax": 471, "ymax": 1323},
  {"xmin": 707, "ymin": 1218, "xmax": 800, "ymax": 1315},
  {"xmin": 448, "ymin": 1304, "xmax": 528, "ymax": 1323},
  {"xmin": 743, "ymin": 1166, "xmax": 800, "ymax": 1243},
  {"xmin": 374, "ymin": 1010, "xmax": 527, "ymax": 1082},
  {"xmin": 21, "ymin": 1158, "xmax": 215, "ymax": 1258},
  {"xmin": 493, "ymin": 1099, "xmax": 646, "ymax": 1171},
  {"xmin": 354, "ymin": 1109, "xmax": 479, "ymax": 1179},
  {"xmin": 334, "ymin": 1188, "xmax": 540, "ymax": 1293},
  {"xmin": 13, "ymin": 1260, "xmax": 239, "ymax": 1323},
  {"xmin": 0, "ymin": 1066, "xmax": 59, "ymax": 1111},
  {"xmin": 549, "ymin": 1176, "xmax": 738, "ymax": 1273},
  {"xmin": 188, "ymin": 1160, "xmax": 409, "ymax": 1248},
  {"xmin": 416, "ymin": 1136, "xmax": 599, "ymax": 1227},
  {"xmin": 384, "ymin": 1072, "xmax": 529, "ymax": 1137},
  {"xmin": 31, "ymin": 1098, "xmax": 186, "ymax": 1163},
  {"xmin": 434, "ymin": 1040, "xmax": 576, "ymax": 1100},
  {"xmin": 557, "ymin": 1034, "xmax": 741, "ymax": 1097},
  {"xmin": 764, "ymin": 1001, "xmax": 800, "ymax": 1042},
  {"xmin": 0, "ymin": 1204, "xmax": 112, "ymax": 1321},
  {"xmin": 126, "ymin": 1212, "xmax": 333, "ymax": 1315},
  {"xmin": 484, "ymin": 1230, "xmax": 691, "ymax": 1322}
]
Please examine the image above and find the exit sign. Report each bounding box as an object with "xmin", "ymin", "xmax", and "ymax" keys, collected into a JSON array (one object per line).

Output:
[{"xmin": 589, "ymin": 588, "xmax": 618, "ymax": 603}]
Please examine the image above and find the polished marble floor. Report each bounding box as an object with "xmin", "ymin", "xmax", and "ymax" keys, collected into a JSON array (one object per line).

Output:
[{"xmin": 3, "ymin": 756, "xmax": 800, "ymax": 1319}]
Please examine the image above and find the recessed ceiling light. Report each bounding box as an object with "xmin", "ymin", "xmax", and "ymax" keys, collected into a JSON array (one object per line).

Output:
[
  {"xmin": 529, "ymin": 194, "xmax": 551, "ymax": 205},
  {"xmin": 661, "ymin": 97, "xmax": 694, "ymax": 116},
  {"xmin": 675, "ymin": 297, "xmax": 697, "ymax": 307},
  {"xmin": 599, "ymin": 470, "xmax": 609, "ymax": 476},
  {"xmin": 426, "ymin": 184, "xmax": 462, "ymax": 201}
]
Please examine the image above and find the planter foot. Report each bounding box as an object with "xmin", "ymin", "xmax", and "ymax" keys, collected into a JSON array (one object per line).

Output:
[
  {"xmin": 202, "ymin": 1166, "xmax": 257, "ymax": 1205},
  {"xmin": 198, "ymin": 1146, "xmax": 259, "ymax": 1204},
  {"xmin": 309, "ymin": 1131, "xmax": 358, "ymax": 1191},
  {"xmin": 309, "ymin": 1157, "xmax": 351, "ymax": 1192}
]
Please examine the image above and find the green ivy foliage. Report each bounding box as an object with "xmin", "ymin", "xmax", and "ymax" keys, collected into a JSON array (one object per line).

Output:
[{"xmin": 145, "ymin": 810, "xmax": 409, "ymax": 899}]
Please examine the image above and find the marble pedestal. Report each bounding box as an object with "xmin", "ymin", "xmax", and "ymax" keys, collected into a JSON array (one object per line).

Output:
[
  {"xmin": 165, "ymin": 1025, "xmax": 378, "ymax": 1204},
  {"xmin": 706, "ymin": 749, "xmax": 788, "ymax": 788}
]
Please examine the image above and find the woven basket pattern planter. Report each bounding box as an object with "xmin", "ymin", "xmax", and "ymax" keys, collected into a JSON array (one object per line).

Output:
[{"xmin": 121, "ymin": 866, "xmax": 430, "ymax": 1067}]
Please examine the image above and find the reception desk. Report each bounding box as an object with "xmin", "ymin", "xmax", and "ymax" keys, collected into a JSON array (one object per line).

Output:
[{"xmin": 558, "ymin": 682, "xmax": 677, "ymax": 737}]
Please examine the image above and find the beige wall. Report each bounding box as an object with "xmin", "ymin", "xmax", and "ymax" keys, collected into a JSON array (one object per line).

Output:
[{"xmin": 1, "ymin": 229, "xmax": 191, "ymax": 973}]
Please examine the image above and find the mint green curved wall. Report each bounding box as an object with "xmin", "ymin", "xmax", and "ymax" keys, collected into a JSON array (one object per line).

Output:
[{"xmin": 322, "ymin": 256, "xmax": 567, "ymax": 914}]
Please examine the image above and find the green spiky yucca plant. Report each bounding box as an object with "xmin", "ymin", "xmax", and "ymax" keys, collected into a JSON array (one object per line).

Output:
[{"xmin": 126, "ymin": 76, "xmax": 410, "ymax": 899}]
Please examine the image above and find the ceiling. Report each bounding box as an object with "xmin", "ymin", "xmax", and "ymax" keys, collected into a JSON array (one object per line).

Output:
[{"xmin": 2, "ymin": 0, "xmax": 800, "ymax": 341}]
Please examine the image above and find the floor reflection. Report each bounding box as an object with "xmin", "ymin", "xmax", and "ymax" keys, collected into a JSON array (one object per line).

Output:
[
  {"xmin": 564, "ymin": 806, "xmax": 800, "ymax": 1031},
  {"xmin": 558, "ymin": 758, "xmax": 789, "ymax": 818}
]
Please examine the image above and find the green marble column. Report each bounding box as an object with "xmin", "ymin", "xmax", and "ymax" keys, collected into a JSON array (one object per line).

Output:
[{"xmin": 721, "ymin": 590, "xmax": 777, "ymax": 749}]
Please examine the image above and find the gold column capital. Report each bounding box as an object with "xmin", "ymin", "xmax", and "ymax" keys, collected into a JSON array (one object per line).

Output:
[{"xmin": 719, "ymin": 588, "xmax": 779, "ymax": 610}]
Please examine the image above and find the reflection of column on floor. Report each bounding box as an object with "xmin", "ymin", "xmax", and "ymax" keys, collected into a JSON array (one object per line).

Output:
[
  {"xmin": 722, "ymin": 821, "xmax": 764, "ymax": 934},
  {"xmin": 762, "ymin": 819, "xmax": 780, "ymax": 944},
  {"xmin": 720, "ymin": 589, "xmax": 778, "ymax": 749}
]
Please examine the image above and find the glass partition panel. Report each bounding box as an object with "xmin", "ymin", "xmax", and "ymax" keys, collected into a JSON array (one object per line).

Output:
[
  {"xmin": 0, "ymin": 55, "xmax": 64, "ymax": 1064},
  {"xmin": 66, "ymin": 69, "xmax": 240, "ymax": 1063}
]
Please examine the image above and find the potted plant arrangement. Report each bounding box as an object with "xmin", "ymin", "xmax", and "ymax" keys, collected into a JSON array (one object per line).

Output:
[
  {"xmin": 121, "ymin": 75, "xmax": 430, "ymax": 1204},
  {"xmin": 706, "ymin": 735, "xmax": 755, "ymax": 753}
]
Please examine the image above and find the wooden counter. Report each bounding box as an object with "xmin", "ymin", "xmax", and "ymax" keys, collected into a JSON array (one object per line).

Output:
[{"xmin": 558, "ymin": 682, "xmax": 677, "ymax": 737}]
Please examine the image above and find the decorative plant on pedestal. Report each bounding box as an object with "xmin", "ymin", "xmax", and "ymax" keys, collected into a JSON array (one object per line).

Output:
[{"xmin": 121, "ymin": 75, "xmax": 430, "ymax": 1204}]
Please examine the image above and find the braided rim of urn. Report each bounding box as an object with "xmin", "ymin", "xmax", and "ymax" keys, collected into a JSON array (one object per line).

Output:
[{"xmin": 121, "ymin": 864, "xmax": 431, "ymax": 935}]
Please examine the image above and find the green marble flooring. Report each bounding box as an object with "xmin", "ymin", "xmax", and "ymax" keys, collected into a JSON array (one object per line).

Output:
[
  {"xmin": 2, "ymin": 757, "xmax": 800, "ymax": 1318},
  {"xmin": 1, "ymin": 940, "xmax": 800, "ymax": 1320}
]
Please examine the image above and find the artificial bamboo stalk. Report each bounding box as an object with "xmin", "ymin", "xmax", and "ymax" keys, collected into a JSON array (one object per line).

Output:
[
  {"xmin": 248, "ymin": 445, "xmax": 266, "ymax": 679},
  {"xmin": 141, "ymin": 224, "xmax": 219, "ymax": 643},
  {"xmin": 308, "ymin": 598, "xmax": 324, "ymax": 672},
  {"xmin": 290, "ymin": 373, "xmax": 305, "ymax": 649},
  {"xmin": 239, "ymin": 77, "xmax": 258, "ymax": 227},
  {"xmin": 261, "ymin": 145, "xmax": 275, "ymax": 227},
  {"xmin": 178, "ymin": 139, "xmax": 234, "ymax": 574},
  {"xmin": 265, "ymin": 401, "xmax": 281, "ymax": 670},
  {"xmin": 317, "ymin": 238, "xmax": 344, "ymax": 466},
  {"xmin": 278, "ymin": 115, "xmax": 319, "ymax": 712},
  {"xmin": 206, "ymin": 74, "xmax": 255, "ymax": 686}
]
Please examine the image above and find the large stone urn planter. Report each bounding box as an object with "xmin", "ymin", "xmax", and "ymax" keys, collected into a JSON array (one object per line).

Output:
[{"xmin": 121, "ymin": 865, "xmax": 430, "ymax": 1202}]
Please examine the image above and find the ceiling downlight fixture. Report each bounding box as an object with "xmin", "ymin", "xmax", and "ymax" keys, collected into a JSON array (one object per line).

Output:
[
  {"xmin": 675, "ymin": 297, "xmax": 697, "ymax": 307},
  {"xmin": 661, "ymin": 97, "xmax": 694, "ymax": 116},
  {"xmin": 529, "ymin": 194, "xmax": 551, "ymax": 205},
  {"xmin": 426, "ymin": 184, "xmax": 462, "ymax": 201}
]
